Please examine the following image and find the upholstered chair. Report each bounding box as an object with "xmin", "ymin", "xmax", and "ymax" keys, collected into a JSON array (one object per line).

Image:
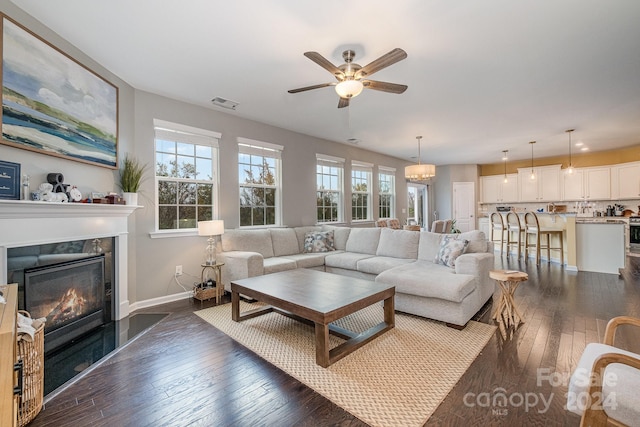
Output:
[{"xmin": 567, "ymin": 316, "xmax": 640, "ymax": 426}]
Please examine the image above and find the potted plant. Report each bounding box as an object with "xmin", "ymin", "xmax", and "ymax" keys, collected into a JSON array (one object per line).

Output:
[{"xmin": 119, "ymin": 154, "xmax": 147, "ymax": 206}]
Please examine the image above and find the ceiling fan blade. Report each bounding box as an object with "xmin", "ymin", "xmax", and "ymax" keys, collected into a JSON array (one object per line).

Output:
[
  {"xmin": 355, "ymin": 48, "xmax": 407, "ymax": 79},
  {"xmin": 303, "ymin": 52, "xmax": 345, "ymax": 80},
  {"xmin": 362, "ymin": 79, "xmax": 408, "ymax": 94},
  {"xmin": 338, "ymin": 97, "xmax": 350, "ymax": 108},
  {"xmin": 288, "ymin": 82, "xmax": 335, "ymax": 94}
]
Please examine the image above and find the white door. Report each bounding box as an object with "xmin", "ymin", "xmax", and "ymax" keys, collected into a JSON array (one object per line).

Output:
[{"xmin": 453, "ymin": 182, "xmax": 475, "ymax": 232}]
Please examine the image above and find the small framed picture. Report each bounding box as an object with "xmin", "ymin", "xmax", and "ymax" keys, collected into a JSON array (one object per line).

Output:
[{"xmin": 0, "ymin": 160, "xmax": 20, "ymax": 200}]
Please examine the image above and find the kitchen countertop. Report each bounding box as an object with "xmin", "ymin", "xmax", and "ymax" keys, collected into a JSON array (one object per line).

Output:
[{"xmin": 575, "ymin": 217, "xmax": 629, "ymax": 224}]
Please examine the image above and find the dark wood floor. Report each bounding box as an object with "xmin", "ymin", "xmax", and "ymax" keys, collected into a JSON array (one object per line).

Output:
[{"xmin": 29, "ymin": 256, "xmax": 640, "ymax": 427}]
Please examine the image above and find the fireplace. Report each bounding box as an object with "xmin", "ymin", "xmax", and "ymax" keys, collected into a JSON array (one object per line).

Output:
[{"xmin": 24, "ymin": 255, "xmax": 106, "ymax": 353}]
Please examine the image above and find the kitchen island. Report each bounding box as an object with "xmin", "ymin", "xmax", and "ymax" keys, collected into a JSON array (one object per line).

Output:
[{"xmin": 575, "ymin": 217, "xmax": 627, "ymax": 274}]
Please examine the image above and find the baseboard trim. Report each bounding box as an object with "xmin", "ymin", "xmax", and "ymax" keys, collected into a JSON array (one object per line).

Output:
[{"xmin": 129, "ymin": 291, "xmax": 192, "ymax": 313}]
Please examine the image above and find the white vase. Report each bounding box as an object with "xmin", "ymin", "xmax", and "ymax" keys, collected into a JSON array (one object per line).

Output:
[{"xmin": 122, "ymin": 192, "xmax": 138, "ymax": 206}]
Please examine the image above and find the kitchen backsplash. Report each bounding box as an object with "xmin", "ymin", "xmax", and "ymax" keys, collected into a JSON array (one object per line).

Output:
[{"xmin": 480, "ymin": 199, "xmax": 640, "ymax": 216}]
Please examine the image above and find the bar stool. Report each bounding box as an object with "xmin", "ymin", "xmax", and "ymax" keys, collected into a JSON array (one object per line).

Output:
[
  {"xmin": 505, "ymin": 212, "xmax": 525, "ymax": 260},
  {"xmin": 490, "ymin": 212, "xmax": 506, "ymax": 255},
  {"xmin": 524, "ymin": 212, "xmax": 564, "ymax": 265}
]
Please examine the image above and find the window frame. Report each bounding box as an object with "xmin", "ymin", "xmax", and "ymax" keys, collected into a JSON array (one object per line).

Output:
[
  {"xmin": 378, "ymin": 166, "xmax": 396, "ymax": 219},
  {"xmin": 351, "ymin": 160, "xmax": 373, "ymax": 222},
  {"xmin": 151, "ymin": 119, "xmax": 220, "ymax": 237},
  {"xmin": 316, "ymin": 154, "xmax": 345, "ymax": 224},
  {"xmin": 237, "ymin": 137, "xmax": 283, "ymax": 228}
]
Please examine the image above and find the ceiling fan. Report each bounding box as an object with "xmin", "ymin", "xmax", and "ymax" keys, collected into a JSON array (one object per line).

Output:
[{"xmin": 288, "ymin": 48, "xmax": 408, "ymax": 108}]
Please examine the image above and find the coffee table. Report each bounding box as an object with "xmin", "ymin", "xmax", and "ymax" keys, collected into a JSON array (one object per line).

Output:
[{"xmin": 231, "ymin": 269, "xmax": 395, "ymax": 367}]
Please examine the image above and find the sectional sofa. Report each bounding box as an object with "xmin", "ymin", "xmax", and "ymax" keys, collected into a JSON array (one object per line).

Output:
[{"xmin": 218, "ymin": 225, "xmax": 495, "ymax": 327}]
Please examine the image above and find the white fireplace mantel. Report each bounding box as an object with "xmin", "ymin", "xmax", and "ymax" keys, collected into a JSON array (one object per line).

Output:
[{"xmin": 0, "ymin": 200, "xmax": 140, "ymax": 320}]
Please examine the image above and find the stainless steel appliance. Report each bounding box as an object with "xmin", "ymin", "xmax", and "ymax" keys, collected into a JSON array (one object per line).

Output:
[{"xmin": 629, "ymin": 216, "xmax": 640, "ymax": 251}]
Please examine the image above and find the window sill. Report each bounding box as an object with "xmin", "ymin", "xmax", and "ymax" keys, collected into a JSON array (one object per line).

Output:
[{"xmin": 149, "ymin": 230, "xmax": 198, "ymax": 239}]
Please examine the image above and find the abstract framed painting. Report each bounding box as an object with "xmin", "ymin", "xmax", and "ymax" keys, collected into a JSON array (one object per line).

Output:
[{"xmin": 0, "ymin": 15, "xmax": 118, "ymax": 169}]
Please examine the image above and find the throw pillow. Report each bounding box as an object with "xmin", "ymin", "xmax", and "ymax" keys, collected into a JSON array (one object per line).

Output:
[
  {"xmin": 303, "ymin": 230, "xmax": 335, "ymax": 253},
  {"xmin": 435, "ymin": 235, "xmax": 469, "ymax": 268}
]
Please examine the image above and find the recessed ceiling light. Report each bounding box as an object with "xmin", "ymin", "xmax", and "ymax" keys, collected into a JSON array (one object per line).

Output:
[
  {"xmin": 581, "ymin": 147, "xmax": 590, "ymax": 151},
  {"xmin": 575, "ymin": 141, "xmax": 584, "ymax": 146}
]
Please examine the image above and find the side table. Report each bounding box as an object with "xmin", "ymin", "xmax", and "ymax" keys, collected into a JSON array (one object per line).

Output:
[
  {"xmin": 489, "ymin": 269, "xmax": 528, "ymax": 328},
  {"xmin": 194, "ymin": 262, "xmax": 224, "ymax": 306}
]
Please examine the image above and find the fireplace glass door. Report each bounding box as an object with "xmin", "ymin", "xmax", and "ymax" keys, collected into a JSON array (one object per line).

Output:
[{"xmin": 24, "ymin": 255, "xmax": 106, "ymax": 352}]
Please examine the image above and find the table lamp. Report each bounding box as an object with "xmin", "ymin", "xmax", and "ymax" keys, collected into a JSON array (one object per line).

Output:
[{"xmin": 197, "ymin": 220, "xmax": 224, "ymax": 265}]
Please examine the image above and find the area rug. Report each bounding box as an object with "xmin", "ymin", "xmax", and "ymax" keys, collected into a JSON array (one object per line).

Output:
[{"xmin": 196, "ymin": 302, "xmax": 495, "ymax": 427}]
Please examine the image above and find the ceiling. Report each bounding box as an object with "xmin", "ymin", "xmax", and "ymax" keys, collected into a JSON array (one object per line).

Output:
[{"xmin": 12, "ymin": 0, "xmax": 640, "ymax": 165}]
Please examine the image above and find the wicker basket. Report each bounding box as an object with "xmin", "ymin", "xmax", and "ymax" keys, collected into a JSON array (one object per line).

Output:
[
  {"xmin": 16, "ymin": 310, "xmax": 44, "ymax": 427},
  {"xmin": 193, "ymin": 285, "xmax": 218, "ymax": 301}
]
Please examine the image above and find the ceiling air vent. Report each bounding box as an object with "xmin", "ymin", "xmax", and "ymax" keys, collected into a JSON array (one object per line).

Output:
[{"xmin": 211, "ymin": 97, "xmax": 239, "ymax": 110}]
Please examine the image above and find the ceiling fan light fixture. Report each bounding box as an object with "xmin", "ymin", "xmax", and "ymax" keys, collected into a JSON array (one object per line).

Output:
[
  {"xmin": 335, "ymin": 79, "xmax": 364, "ymax": 98},
  {"xmin": 405, "ymin": 136, "xmax": 436, "ymax": 180}
]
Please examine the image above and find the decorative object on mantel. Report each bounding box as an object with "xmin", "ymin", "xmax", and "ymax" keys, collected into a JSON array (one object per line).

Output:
[
  {"xmin": 405, "ymin": 135, "xmax": 436, "ymax": 181},
  {"xmin": 47, "ymin": 173, "xmax": 66, "ymax": 193},
  {"xmin": 0, "ymin": 159, "xmax": 20, "ymax": 200},
  {"xmin": 38, "ymin": 182, "xmax": 68, "ymax": 202},
  {"xmin": 119, "ymin": 154, "xmax": 147, "ymax": 206},
  {"xmin": 0, "ymin": 15, "xmax": 118, "ymax": 169},
  {"xmin": 106, "ymin": 194, "xmax": 125, "ymax": 205}
]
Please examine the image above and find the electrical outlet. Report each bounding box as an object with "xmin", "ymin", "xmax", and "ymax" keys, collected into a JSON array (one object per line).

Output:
[{"xmin": 175, "ymin": 265, "xmax": 183, "ymax": 276}]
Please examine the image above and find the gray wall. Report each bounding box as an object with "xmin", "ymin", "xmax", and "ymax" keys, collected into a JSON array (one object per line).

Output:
[
  {"xmin": 431, "ymin": 165, "xmax": 480, "ymax": 224},
  {"xmin": 132, "ymin": 90, "xmax": 410, "ymax": 302}
]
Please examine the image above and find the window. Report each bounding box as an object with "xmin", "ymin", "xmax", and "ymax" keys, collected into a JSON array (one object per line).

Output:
[
  {"xmin": 351, "ymin": 161, "xmax": 373, "ymax": 221},
  {"xmin": 378, "ymin": 167, "xmax": 396, "ymax": 219},
  {"xmin": 238, "ymin": 137, "xmax": 283, "ymax": 227},
  {"xmin": 154, "ymin": 119, "xmax": 220, "ymax": 231},
  {"xmin": 316, "ymin": 154, "xmax": 344, "ymax": 223}
]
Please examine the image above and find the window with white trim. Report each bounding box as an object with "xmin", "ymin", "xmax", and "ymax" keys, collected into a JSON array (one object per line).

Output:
[
  {"xmin": 378, "ymin": 166, "xmax": 396, "ymax": 219},
  {"xmin": 351, "ymin": 161, "xmax": 373, "ymax": 221},
  {"xmin": 238, "ymin": 137, "xmax": 283, "ymax": 227},
  {"xmin": 154, "ymin": 119, "xmax": 220, "ymax": 231},
  {"xmin": 316, "ymin": 154, "xmax": 344, "ymax": 223}
]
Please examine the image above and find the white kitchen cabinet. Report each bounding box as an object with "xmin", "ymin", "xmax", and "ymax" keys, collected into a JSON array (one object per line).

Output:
[
  {"xmin": 562, "ymin": 167, "xmax": 611, "ymax": 201},
  {"xmin": 562, "ymin": 169, "xmax": 584, "ymax": 200},
  {"xmin": 611, "ymin": 162, "xmax": 640, "ymax": 199},
  {"xmin": 480, "ymin": 174, "xmax": 517, "ymax": 203},
  {"xmin": 518, "ymin": 165, "xmax": 561, "ymax": 202}
]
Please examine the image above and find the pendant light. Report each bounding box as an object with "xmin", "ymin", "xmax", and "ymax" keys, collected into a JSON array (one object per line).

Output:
[
  {"xmin": 529, "ymin": 141, "xmax": 536, "ymax": 180},
  {"xmin": 502, "ymin": 150, "xmax": 509, "ymax": 183},
  {"xmin": 405, "ymin": 136, "xmax": 436, "ymax": 180},
  {"xmin": 565, "ymin": 129, "xmax": 575, "ymax": 174}
]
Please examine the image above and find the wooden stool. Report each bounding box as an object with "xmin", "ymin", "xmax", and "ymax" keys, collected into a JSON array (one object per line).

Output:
[
  {"xmin": 505, "ymin": 212, "xmax": 525, "ymax": 260},
  {"xmin": 524, "ymin": 212, "xmax": 564, "ymax": 265},
  {"xmin": 490, "ymin": 269, "xmax": 528, "ymax": 328},
  {"xmin": 490, "ymin": 212, "xmax": 506, "ymax": 255}
]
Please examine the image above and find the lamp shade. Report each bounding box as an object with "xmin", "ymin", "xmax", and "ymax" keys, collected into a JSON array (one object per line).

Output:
[
  {"xmin": 335, "ymin": 80, "xmax": 364, "ymax": 98},
  {"xmin": 405, "ymin": 164, "xmax": 436, "ymax": 180},
  {"xmin": 198, "ymin": 220, "xmax": 224, "ymax": 236}
]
